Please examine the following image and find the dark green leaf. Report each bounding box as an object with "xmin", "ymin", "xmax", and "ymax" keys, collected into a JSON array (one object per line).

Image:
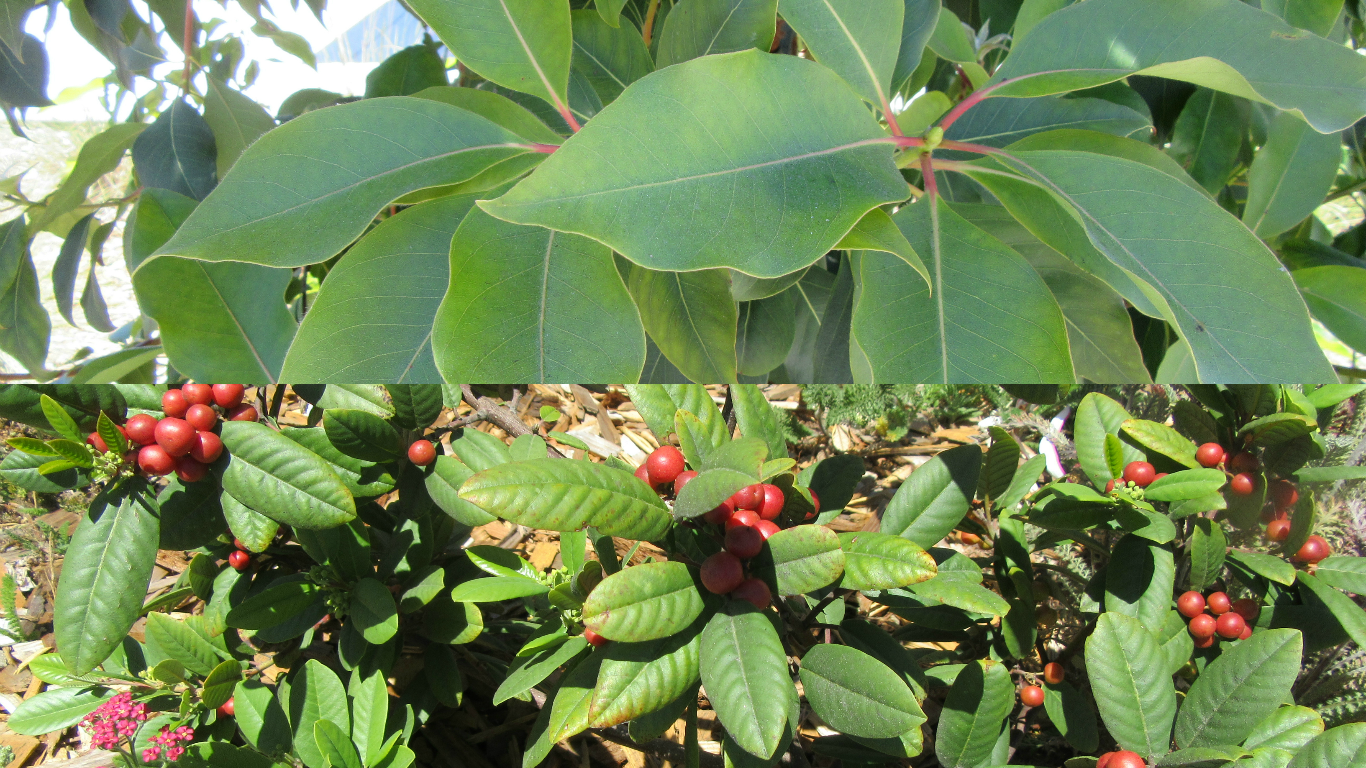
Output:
[
  {"xmin": 571, "ymin": 10, "xmax": 653, "ymax": 104},
  {"xmin": 0, "ymin": 214, "xmax": 49, "ymax": 373},
  {"xmin": 459, "ymin": 458, "xmax": 671, "ymax": 539},
  {"xmin": 837, "ymin": 531, "xmax": 937, "ymax": 591},
  {"xmin": 1284, "ymin": 723, "xmax": 1366, "ymax": 768},
  {"xmin": 699, "ymin": 603, "xmax": 795, "ymax": 759},
  {"xmin": 935, "ymin": 660, "xmax": 1013, "ymax": 768},
  {"xmin": 323, "ymin": 409, "xmax": 402, "ymax": 463},
  {"xmin": 655, "ymin": 0, "xmax": 777, "ymax": 67},
  {"xmin": 590, "ymin": 621, "xmax": 702, "ymax": 727},
  {"xmin": 287, "ymin": 659, "xmax": 349, "ymax": 768},
  {"xmin": 623, "ymin": 261, "xmax": 737, "ymax": 384},
  {"xmin": 7, "ymin": 686, "xmax": 111, "ymax": 735},
  {"xmin": 219, "ymin": 421, "xmax": 356, "ymax": 529},
  {"xmin": 1175, "ymin": 629, "xmax": 1302, "ymax": 749},
  {"xmin": 1044, "ymin": 680, "xmax": 1100, "ymax": 754},
  {"xmin": 1188, "ymin": 519, "xmax": 1227, "ymax": 592},
  {"xmin": 1243, "ymin": 111, "xmax": 1341, "ymax": 238},
  {"xmin": 583, "ymin": 561, "xmax": 705, "ymax": 641},
  {"xmin": 364, "ymin": 43, "xmax": 447, "ymax": 98},
  {"xmin": 880, "ymin": 444, "xmax": 981, "ymax": 548},
  {"xmin": 1086, "ymin": 612, "xmax": 1176, "ymax": 761},
  {"xmin": 226, "ymin": 581, "xmax": 321, "ymax": 630},
  {"xmin": 800, "ymin": 643, "xmax": 924, "ymax": 739},
  {"xmin": 132, "ymin": 99, "xmax": 217, "ymax": 200},
  {"xmin": 1105, "ymin": 535, "xmax": 1175, "ymax": 628}
]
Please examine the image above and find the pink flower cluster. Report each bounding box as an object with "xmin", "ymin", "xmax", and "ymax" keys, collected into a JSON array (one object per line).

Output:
[
  {"xmin": 143, "ymin": 724, "xmax": 194, "ymax": 763},
  {"xmin": 80, "ymin": 693, "xmax": 148, "ymax": 750}
]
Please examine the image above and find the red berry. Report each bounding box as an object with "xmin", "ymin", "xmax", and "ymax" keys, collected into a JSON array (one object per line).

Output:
[
  {"xmin": 1229, "ymin": 473, "xmax": 1256, "ymax": 496},
  {"xmin": 1295, "ymin": 535, "xmax": 1330, "ymax": 564},
  {"xmin": 190, "ymin": 431, "xmax": 223, "ymax": 464},
  {"xmin": 1123, "ymin": 461, "xmax": 1156, "ymax": 487},
  {"xmin": 226, "ymin": 404, "xmax": 258, "ymax": 422},
  {"xmin": 1215, "ymin": 612, "xmax": 1245, "ymax": 639},
  {"xmin": 185, "ymin": 403, "xmax": 218, "ymax": 432},
  {"xmin": 703, "ymin": 499, "xmax": 735, "ymax": 525},
  {"xmin": 809, "ymin": 489, "xmax": 821, "ymax": 512},
  {"xmin": 174, "ymin": 455, "xmax": 207, "ymax": 483},
  {"xmin": 1043, "ymin": 662, "xmax": 1064, "ymax": 685},
  {"xmin": 408, "ymin": 440, "xmax": 436, "ymax": 466},
  {"xmin": 673, "ymin": 470, "xmax": 698, "ymax": 496},
  {"xmin": 1105, "ymin": 479, "xmax": 1117, "ymax": 493},
  {"xmin": 757, "ymin": 484, "xmax": 784, "ymax": 520},
  {"xmin": 1265, "ymin": 518, "xmax": 1291, "ymax": 542},
  {"xmin": 125, "ymin": 414, "xmax": 158, "ymax": 446},
  {"xmin": 1196, "ymin": 443, "xmax": 1225, "ymax": 468},
  {"xmin": 1177, "ymin": 591, "xmax": 1206, "ymax": 619},
  {"xmin": 1206, "ymin": 592, "xmax": 1230, "ymax": 615},
  {"xmin": 583, "ymin": 628, "xmax": 608, "ymax": 647},
  {"xmin": 754, "ymin": 520, "xmax": 780, "ymax": 540},
  {"xmin": 725, "ymin": 524, "xmax": 764, "ymax": 559},
  {"xmin": 1109, "ymin": 751, "xmax": 1147, "ymax": 768},
  {"xmin": 645, "ymin": 446, "xmax": 686, "ymax": 486},
  {"xmin": 1239, "ymin": 624, "xmax": 1253, "ymax": 640},
  {"xmin": 1231, "ymin": 599, "xmax": 1260, "ymax": 624},
  {"xmin": 217, "ymin": 697, "xmax": 234, "ymax": 717},
  {"xmin": 1153, "ymin": 473, "xmax": 1168, "ymax": 481},
  {"xmin": 86, "ymin": 431, "xmax": 109, "ymax": 453},
  {"xmin": 228, "ymin": 550, "xmax": 250, "ymax": 571},
  {"xmin": 1194, "ymin": 634, "xmax": 1216, "ymax": 649},
  {"xmin": 155, "ymin": 418, "xmax": 197, "ymax": 457},
  {"xmin": 212, "ymin": 384, "xmax": 245, "ymax": 409},
  {"xmin": 232, "ymin": 539, "xmax": 247, "ymax": 551},
  {"xmin": 731, "ymin": 484, "xmax": 763, "ymax": 511},
  {"xmin": 733, "ymin": 578, "xmax": 771, "ymax": 610},
  {"xmin": 1097, "ymin": 754, "xmax": 1113, "ymax": 768},
  {"xmin": 1271, "ymin": 480, "xmax": 1299, "ymax": 510},
  {"xmin": 633, "ymin": 464, "xmax": 654, "ymax": 487},
  {"xmin": 1230, "ymin": 452, "xmax": 1260, "ymax": 474},
  {"xmin": 161, "ymin": 389, "xmax": 189, "ymax": 419},
  {"xmin": 700, "ymin": 551, "xmax": 744, "ymax": 594},
  {"xmin": 1189, "ymin": 613, "xmax": 1216, "ymax": 640},
  {"xmin": 182, "ymin": 383, "xmax": 213, "ymax": 406},
  {"xmin": 138, "ymin": 445, "xmax": 175, "ymax": 476},
  {"xmin": 1020, "ymin": 685, "xmax": 1045, "ymax": 707},
  {"xmin": 725, "ymin": 509, "xmax": 760, "ymax": 531},
  {"xmin": 960, "ymin": 532, "xmax": 982, "ymax": 545}
]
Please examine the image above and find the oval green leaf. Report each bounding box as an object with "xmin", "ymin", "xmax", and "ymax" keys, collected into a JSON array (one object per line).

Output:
[
  {"xmin": 582, "ymin": 561, "xmax": 704, "ymax": 642},
  {"xmin": 219, "ymin": 421, "xmax": 357, "ymax": 530},
  {"xmin": 751, "ymin": 524, "xmax": 845, "ymax": 596},
  {"xmin": 837, "ymin": 531, "xmax": 937, "ymax": 591},
  {"xmin": 800, "ymin": 643, "xmax": 924, "ymax": 739}
]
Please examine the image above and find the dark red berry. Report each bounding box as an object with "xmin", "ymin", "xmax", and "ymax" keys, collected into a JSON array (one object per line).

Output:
[
  {"xmin": 645, "ymin": 446, "xmax": 686, "ymax": 486},
  {"xmin": 1194, "ymin": 634, "xmax": 1216, "ymax": 649},
  {"xmin": 138, "ymin": 445, "xmax": 175, "ymax": 476},
  {"xmin": 226, "ymin": 404, "xmax": 258, "ymax": 422},
  {"xmin": 1196, "ymin": 443, "xmax": 1224, "ymax": 468},
  {"xmin": 1105, "ymin": 479, "xmax": 1117, "ymax": 493},
  {"xmin": 1295, "ymin": 535, "xmax": 1330, "ymax": 564},
  {"xmin": 754, "ymin": 519, "xmax": 780, "ymax": 540},
  {"xmin": 217, "ymin": 697, "xmax": 234, "ymax": 717},
  {"xmin": 185, "ymin": 403, "xmax": 218, "ymax": 432},
  {"xmin": 583, "ymin": 628, "xmax": 608, "ymax": 647},
  {"xmin": 408, "ymin": 440, "xmax": 436, "ymax": 466},
  {"xmin": 1206, "ymin": 592, "xmax": 1230, "ymax": 615},
  {"xmin": 725, "ymin": 524, "xmax": 764, "ymax": 559},
  {"xmin": 1239, "ymin": 624, "xmax": 1253, "ymax": 640},
  {"xmin": 228, "ymin": 550, "xmax": 250, "ymax": 571},
  {"xmin": 190, "ymin": 431, "xmax": 223, "ymax": 464},
  {"xmin": 161, "ymin": 389, "xmax": 189, "ymax": 419},
  {"xmin": 703, "ymin": 499, "xmax": 735, "ymax": 525},
  {"xmin": 182, "ymin": 383, "xmax": 213, "ymax": 406},
  {"xmin": 725, "ymin": 509, "xmax": 760, "ymax": 531},
  {"xmin": 700, "ymin": 551, "xmax": 744, "ymax": 594},
  {"xmin": 125, "ymin": 414, "xmax": 158, "ymax": 446},
  {"xmin": 232, "ymin": 539, "xmax": 247, "ymax": 551},
  {"xmin": 633, "ymin": 464, "xmax": 654, "ymax": 487},
  {"xmin": 1043, "ymin": 663, "xmax": 1064, "ymax": 685},
  {"xmin": 1271, "ymin": 480, "xmax": 1299, "ymax": 509},
  {"xmin": 809, "ymin": 489, "xmax": 821, "ymax": 513},
  {"xmin": 174, "ymin": 455, "xmax": 207, "ymax": 483},
  {"xmin": 1215, "ymin": 612, "xmax": 1245, "ymax": 639},
  {"xmin": 1265, "ymin": 518, "xmax": 1291, "ymax": 542},
  {"xmin": 1230, "ymin": 452, "xmax": 1260, "ymax": 474},
  {"xmin": 1177, "ymin": 591, "xmax": 1205, "ymax": 619},
  {"xmin": 1020, "ymin": 685, "xmax": 1045, "ymax": 707},
  {"xmin": 733, "ymin": 578, "xmax": 771, "ymax": 610},
  {"xmin": 1229, "ymin": 473, "xmax": 1256, "ymax": 496},
  {"xmin": 1189, "ymin": 614, "xmax": 1216, "ymax": 640},
  {"xmin": 731, "ymin": 484, "xmax": 763, "ymax": 511},
  {"xmin": 212, "ymin": 384, "xmax": 245, "ymax": 409},
  {"xmin": 155, "ymin": 418, "xmax": 196, "ymax": 457},
  {"xmin": 673, "ymin": 470, "xmax": 698, "ymax": 496},
  {"xmin": 757, "ymin": 484, "xmax": 784, "ymax": 520},
  {"xmin": 1231, "ymin": 598, "xmax": 1260, "ymax": 624},
  {"xmin": 1123, "ymin": 461, "xmax": 1156, "ymax": 487},
  {"xmin": 86, "ymin": 431, "xmax": 109, "ymax": 453}
]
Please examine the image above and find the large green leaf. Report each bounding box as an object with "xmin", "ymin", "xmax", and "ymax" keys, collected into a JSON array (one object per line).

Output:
[
  {"xmin": 1243, "ymin": 110, "xmax": 1342, "ymax": 238},
  {"xmin": 434, "ymin": 206, "xmax": 645, "ymax": 382},
  {"xmin": 1043, "ymin": 680, "xmax": 1100, "ymax": 754},
  {"xmin": 411, "ymin": 86, "xmax": 563, "ymax": 146},
  {"xmin": 145, "ymin": 612, "xmax": 222, "ymax": 676},
  {"xmin": 892, "ymin": 0, "xmax": 939, "ymax": 94},
  {"xmin": 350, "ymin": 579, "xmax": 400, "ymax": 644},
  {"xmin": 146, "ymin": 98, "xmax": 534, "ymax": 270},
  {"xmin": 622, "ymin": 261, "xmax": 737, "ymax": 383},
  {"xmin": 589, "ymin": 619, "xmax": 702, "ymax": 726},
  {"xmin": 1074, "ymin": 393, "xmax": 1143, "ymax": 488},
  {"xmin": 1105, "ymin": 535, "xmax": 1174, "ymax": 628},
  {"xmin": 132, "ymin": 98, "xmax": 218, "ymax": 200},
  {"xmin": 154, "ymin": 477, "xmax": 226, "ymax": 551},
  {"xmin": 571, "ymin": 10, "xmax": 653, "ymax": 104},
  {"xmin": 731, "ymin": 384, "xmax": 787, "ymax": 462},
  {"xmin": 988, "ymin": 0, "xmax": 1366, "ymax": 133},
  {"xmin": 323, "ymin": 409, "xmax": 403, "ymax": 463},
  {"xmin": 1176, "ymin": 629, "xmax": 1302, "ymax": 749},
  {"xmin": 1086, "ymin": 612, "xmax": 1177, "ymax": 761},
  {"xmin": 278, "ymin": 427, "xmax": 396, "ymax": 499},
  {"xmin": 29, "ymin": 123, "xmax": 145, "ymax": 232},
  {"xmin": 203, "ymin": 77, "xmax": 276, "ymax": 177},
  {"xmin": 1312, "ymin": 556, "xmax": 1366, "ymax": 595},
  {"xmin": 777, "ymin": 0, "xmax": 902, "ymax": 117},
  {"xmin": 426, "ymin": 455, "xmax": 496, "ymax": 526},
  {"xmin": 736, "ymin": 291, "xmax": 796, "ymax": 377},
  {"xmin": 880, "ymin": 444, "xmax": 981, "ymax": 547},
  {"xmin": 0, "ymin": 448, "xmax": 87, "ymax": 492},
  {"xmin": 221, "ymin": 492, "xmax": 279, "ymax": 553},
  {"xmin": 837, "ymin": 531, "xmax": 937, "ymax": 591},
  {"xmin": 0, "ymin": 215, "xmax": 48, "ymax": 373},
  {"xmin": 459, "ymin": 458, "xmax": 671, "ymax": 539},
  {"xmin": 582, "ymin": 561, "xmax": 705, "ymax": 641},
  {"xmin": 1169, "ymin": 88, "xmax": 1249, "ymax": 194},
  {"xmin": 655, "ymin": 0, "xmax": 777, "ymax": 68},
  {"xmin": 1245, "ymin": 706, "xmax": 1323, "ymax": 752},
  {"xmin": 1297, "ymin": 572, "xmax": 1366, "ymax": 648},
  {"xmin": 481, "ymin": 50, "xmax": 908, "ymax": 278},
  {"xmin": 1293, "ymin": 266, "xmax": 1366, "ymax": 354},
  {"xmin": 406, "ymin": 0, "xmax": 574, "ymax": 120},
  {"xmin": 55, "ymin": 480, "xmax": 161, "ymax": 675},
  {"xmin": 935, "ymin": 660, "xmax": 1014, "ymax": 768},
  {"xmin": 800, "ymin": 644, "xmax": 924, "ymax": 739},
  {"xmin": 494, "ymin": 636, "xmax": 589, "ymax": 705},
  {"xmin": 226, "ymin": 581, "xmax": 321, "ymax": 630},
  {"xmin": 699, "ymin": 603, "xmax": 796, "ymax": 759},
  {"xmin": 219, "ymin": 421, "xmax": 357, "ymax": 529},
  {"xmin": 1122, "ymin": 418, "xmax": 1200, "ymax": 468},
  {"xmin": 945, "ymin": 94, "xmax": 1152, "ymax": 150},
  {"xmin": 1284, "ymin": 723, "xmax": 1366, "ymax": 768},
  {"xmin": 1187, "ymin": 519, "xmax": 1227, "ymax": 592},
  {"xmin": 852, "ymin": 199, "xmax": 1074, "ymax": 383},
  {"xmin": 751, "ymin": 524, "xmax": 845, "ymax": 595},
  {"xmin": 287, "ymin": 659, "xmax": 350, "ymax": 768},
  {"xmin": 7, "ymin": 686, "xmax": 111, "ymax": 736},
  {"xmin": 281, "ymin": 194, "xmax": 479, "ymax": 382}
]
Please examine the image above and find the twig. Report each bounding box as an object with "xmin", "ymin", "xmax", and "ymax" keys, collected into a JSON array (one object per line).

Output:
[
  {"xmin": 459, "ymin": 385, "xmax": 567, "ymax": 457},
  {"xmin": 642, "ymin": 0, "xmax": 661, "ymax": 46},
  {"xmin": 182, "ymin": 0, "xmax": 196, "ymax": 92}
]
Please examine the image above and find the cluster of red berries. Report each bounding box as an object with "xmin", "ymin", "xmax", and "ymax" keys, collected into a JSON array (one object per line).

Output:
[
  {"xmin": 1196, "ymin": 442, "xmax": 1264, "ymax": 497},
  {"xmin": 1195, "ymin": 443, "xmax": 1331, "ymax": 561},
  {"xmin": 227, "ymin": 538, "xmax": 252, "ymax": 572},
  {"xmin": 408, "ymin": 439, "xmax": 437, "ymax": 466},
  {"xmin": 1018, "ymin": 662, "xmax": 1065, "ymax": 708},
  {"xmin": 101, "ymin": 384, "xmax": 254, "ymax": 482},
  {"xmin": 1178, "ymin": 589, "xmax": 1258, "ymax": 647},
  {"xmin": 1104, "ymin": 461, "xmax": 1166, "ymax": 493},
  {"xmin": 1096, "ymin": 750, "xmax": 1146, "ymax": 768}
]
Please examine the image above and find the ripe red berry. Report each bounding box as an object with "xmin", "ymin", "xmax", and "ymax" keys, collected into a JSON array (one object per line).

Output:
[
  {"xmin": 1229, "ymin": 473, "xmax": 1256, "ymax": 496},
  {"xmin": 1043, "ymin": 662, "xmax": 1064, "ymax": 685},
  {"xmin": 232, "ymin": 539, "xmax": 247, "ymax": 551},
  {"xmin": 583, "ymin": 628, "xmax": 608, "ymax": 647},
  {"xmin": 1295, "ymin": 535, "xmax": 1330, "ymax": 564},
  {"xmin": 185, "ymin": 403, "xmax": 218, "ymax": 432},
  {"xmin": 1206, "ymin": 592, "xmax": 1230, "ymax": 615},
  {"xmin": 155, "ymin": 418, "xmax": 197, "ymax": 457},
  {"xmin": 86, "ymin": 431, "xmax": 109, "ymax": 453},
  {"xmin": 1231, "ymin": 599, "xmax": 1260, "ymax": 624},
  {"xmin": 228, "ymin": 550, "xmax": 250, "ymax": 571},
  {"xmin": 1265, "ymin": 518, "xmax": 1291, "ymax": 542},
  {"xmin": 1177, "ymin": 591, "xmax": 1206, "ymax": 619},
  {"xmin": 1271, "ymin": 480, "xmax": 1299, "ymax": 509},
  {"xmin": 731, "ymin": 484, "xmax": 763, "ymax": 511},
  {"xmin": 645, "ymin": 446, "xmax": 686, "ymax": 486},
  {"xmin": 1105, "ymin": 479, "xmax": 1117, "ymax": 493},
  {"xmin": 217, "ymin": 697, "xmax": 234, "ymax": 717},
  {"xmin": 182, "ymin": 383, "xmax": 213, "ymax": 406},
  {"xmin": 725, "ymin": 524, "xmax": 764, "ymax": 559},
  {"xmin": 1020, "ymin": 685, "xmax": 1045, "ymax": 707},
  {"xmin": 1123, "ymin": 461, "xmax": 1156, "ymax": 487},
  {"xmin": 757, "ymin": 484, "xmax": 784, "ymax": 520},
  {"xmin": 125, "ymin": 414, "xmax": 158, "ymax": 446},
  {"xmin": 161, "ymin": 389, "xmax": 189, "ymax": 419},
  {"xmin": 1188, "ymin": 613, "xmax": 1217, "ymax": 640},
  {"xmin": 633, "ymin": 464, "xmax": 654, "ymax": 487},
  {"xmin": 754, "ymin": 519, "xmax": 780, "ymax": 540},
  {"xmin": 1230, "ymin": 452, "xmax": 1260, "ymax": 474},
  {"xmin": 1239, "ymin": 624, "xmax": 1253, "ymax": 640},
  {"xmin": 1109, "ymin": 751, "xmax": 1147, "ymax": 768},
  {"xmin": 1194, "ymin": 634, "xmax": 1216, "ymax": 649},
  {"xmin": 174, "ymin": 455, "xmax": 207, "ymax": 483},
  {"xmin": 733, "ymin": 578, "xmax": 771, "ymax": 610},
  {"xmin": 226, "ymin": 404, "xmax": 258, "ymax": 422},
  {"xmin": 673, "ymin": 470, "xmax": 698, "ymax": 496},
  {"xmin": 704, "ymin": 499, "xmax": 735, "ymax": 525},
  {"xmin": 1196, "ymin": 443, "xmax": 1225, "ymax": 468},
  {"xmin": 1215, "ymin": 612, "xmax": 1245, "ymax": 639},
  {"xmin": 138, "ymin": 445, "xmax": 175, "ymax": 476},
  {"xmin": 408, "ymin": 440, "xmax": 436, "ymax": 466},
  {"xmin": 212, "ymin": 384, "xmax": 245, "ymax": 409},
  {"xmin": 1153, "ymin": 473, "xmax": 1168, "ymax": 481},
  {"xmin": 725, "ymin": 509, "xmax": 760, "ymax": 531},
  {"xmin": 1097, "ymin": 754, "xmax": 1113, "ymax": 768},
  {"xmin": 700, "ymin": 551, "xmax": 744, "ymax": 594},
  {"xmin": 190, "ymin": 431, "xmax": 223, "ymax": 464}
]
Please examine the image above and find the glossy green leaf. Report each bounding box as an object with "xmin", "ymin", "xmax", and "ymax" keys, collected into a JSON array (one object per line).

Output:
[
  {"xmin": 731, "ymin": 384, "xmax": 787, "ymax": 462},
  {"xmin": 459, "ymin": 457, "xmax": 671, "ymax": 539},
  {"xmin": 227, "ymin": 581, "xmax": 320, "ymax": 630},
  {"xmin": 1284, "ymin": 723, "xmax": 1366, "ymax": 768},
  {"xmin": 221, "ymin": 492, "xmax": 278, "ymax": 553},
  {"xmin": 55, "ymin": 480, "xmax": 160, "ymax": 675},
  {"xmin": 1169, "ymin": 88, "xmax": 1248, "ymax": 194},
  {"xmin": 448, "ymin": 425, "xmax": 511, "ymax": 470},
  {"xmin": 495, "ymin": 635, "xmax": 588, "ymax": 705},
  {"xmin": 880, "ymin": 444, "xmax": 981, "ymax": 548},
  {"xmin": 1044, "ymin": 680, "xmax": 1100, "ymax": 754},
  {"xmin": 279, "ymin": 427, "xmax": 396, "ymax": 499},
  {"xmin": 407, "ymin": 0, "xmax": 573, "ymax": 117},
  {"xmin": 623, "ymin": 261, "xmax": 737, "ymax": 383},
  {"xmin": 837, "ymin": 207, "xmax": 931, "ymax": 289},
  {"xmin": 736, "ymin": 290, "xmax": 796, "ymax": 377},
  {"xmin": 1297, "ymin": 572, "xmax": 1366, "ymax": 647},
  {"xmin": 853, "ymin": 199, "xmax": 1073, "ymax": 383},
  {"xmin": 891, "ymin": 0, "xmax": 939, "ymax": 94},
  {"xmin": 699, "ymin": 603, "xmax": 795, "ymax": 759},
  {"xmin": 147, "ymin": 98, "xmax": 533, "ymax": 270},
  {"xmin": 1293, "ymin": 266, "xmax": 1366, "ymax": 354},
  {"xmin": 220, "ymin": 421, "xmax": 356, "ymax": 529},
  {"xmin": 145, "ymin": 612, "xmax": 221, "ymax": 676},
  {"xmin": 323, "ymin": 409, "xmax": 402, "ymax": 463},
  {"xmin": 837, "ymin": 531, "xmax": 937, "ymax": 591},
  {"xmin": 935, "ymin": 660, "xmax": 1013, "ymax": 768},
  {"xmin": 52, "ymin": 213, "xmax": 93, "ymax": 328},
  {"xmin": 314, "ymin": 720, "xmax": 362, "ymax": 768},
  {"xmin": 1312, "ymin": 556, "xmax": 1366, "ymax": 594},
  {"xmin": 1187, "ymin": 519, "xmax": 1227, "ymax": 592},
  {"xmin": 449, "ymin": 576, "xmax": 549, "ymax": 602},
  {"xmin": 131, "ymin": 98, "xmax": 217, "ymax": 200},
  {"xmin": 200, "ymin": 659, "xmax": 242, "ymax": 710},
  {"xmin": 980, "ymin": 427, "xmax": 1020, "ymax": 504},
  {"xmin": 571, "ymin": 10, "xmax": 653, "ymax": 104},
  {"xmin": 1087, "ymin": 612, "xmax": 1176, "ymax": 760},
  {"xmin": 351, "ymin": 579, "xmax": 400, "ymax": 643},
  {"xmin": 203, "ymin": 77, "xmax": 276, "ymax": 177},
  {"xmin": 1176, "ymin": 629, "xmax": 1302, "ymax": 749},
  {"xmin": 1105, "ymin": 535, "xmax": 1174, "ymax": 628},
  {"xmin": 544, "ymin": 653, "xmax": 604, "ymax": 746},
  {"xmin": 655, "ymin": 0, "xmax": 777, "ymax": 67},
  {"xmin": 435, "ymin": 206, "xmax": 644, "ymax": 382},
  {"xmin": 1227, "ymin": 549, "xmax": 1297, "ymax": 586},
  {"xmin": 778, "ymin": 0, "xmax": 902, "ymax": 117},
  {"xmin": 481, "ymin": 50, "xmax": 907, "ymax": 278},
  {"xmin": 673, "ymin": 467, "xmax": 755, "ymax": 519},
  {"xmin": 1243, "ymin": 707, "xmax": 1322, "ymax": 752},
  {"xmin": 1294, "ymin": 465, "xmax": 1366, "ymax": 484},
  {"xmin": 946, "ymin": 95, "xmax": 1151, "ymax": 151},
  {"xmin": 1122, "ymin": 419, "xmax": 1200, "ymax": 468},
  {"xmin": 287, "ymin": 659, "xmax": 350, "ymax": 768},
  {"xmin": 7, "ymin": 686, "xmax": 111, "ymax": 735},
  {"xmin": 926, "ymin": 6, "xmax": 974, "ymax": 63},
  {"xmin": 0, "ymin": 215, "xmax": 49, "ymax": 373},
  {"xmin": 1243, "ymin": 110, "xmax": 1342, "ymax": 238},
  {"xmin": 989, "ymin": 0, "xmax": 1366, "ymax": 133},
  {"xmin": 1074, "ymin": 395, "xmax": 1144, "ymax": 489},
  {"xmin": 905, "ymin": 577, "xmax": 1011, "ymax": 616},
  {"xmin": 466, "ymin": 545, "xmax": 539, "ymax": 580},
  {"xmin": 1145, "ymin": 469, "xmax": 1228, "ymax": 502},
  {"xmin": 583, "ymin": 561, "xmax": 705, "ymax": 641},
  {"xmin": 801, "ymin": 643, "xmax": 923, "ymax": 739},
  {"xmin": 751, "ymin": 524, "xmax": 845, "ymax": 595},
  {"xmin": 426, "ymin": 455, "xmax": 495, "ymax": 526},
  {"xmin": 233, "ymin": 679, "xmax": 292, "ymax": 754},
  {"xmin": 0, "ymin": 448, "xmax": 87, "ymax": 492},
  {"xmin": 590, "ymin": 620, "xmax": 702, "ymax": 727},
  {"xmin": 365, "ymin": 43, "xmax": 447, "ymax": 99}
]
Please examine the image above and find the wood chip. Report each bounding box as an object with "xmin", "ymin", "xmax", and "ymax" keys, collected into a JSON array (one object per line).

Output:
[{"xmin": 528, "ymin": 542, "xmax": 559, "ymax": 573}]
